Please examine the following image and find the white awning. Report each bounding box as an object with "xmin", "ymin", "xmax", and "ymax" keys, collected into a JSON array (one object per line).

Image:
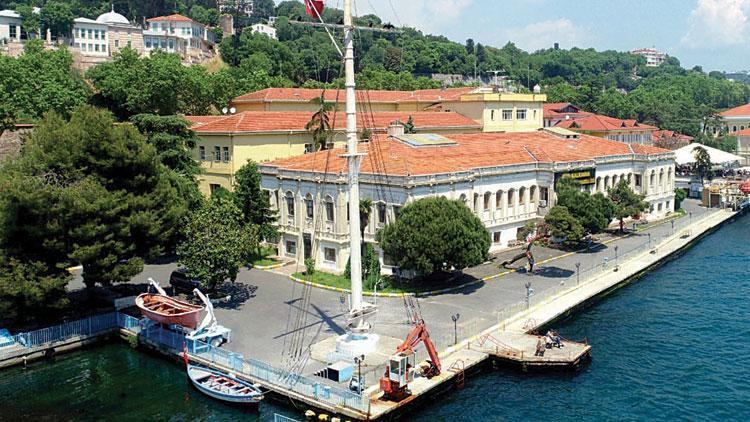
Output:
[{"xmin": 673, "ymin": 143, "xmax": 744, "ymax": 166}]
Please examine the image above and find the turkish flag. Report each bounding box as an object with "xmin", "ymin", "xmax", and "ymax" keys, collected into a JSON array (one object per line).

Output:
[{"xmin": 305, "ymin": 0, "xmax": 325, "ymax": 17}]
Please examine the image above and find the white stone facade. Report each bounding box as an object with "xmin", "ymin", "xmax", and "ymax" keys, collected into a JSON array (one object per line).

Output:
[{"xmin": 261, "ymin": 154, "xmax": 676, "ymax": 275}]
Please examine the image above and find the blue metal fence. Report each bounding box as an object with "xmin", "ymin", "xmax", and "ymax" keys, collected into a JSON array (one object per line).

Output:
[
  {"xmin": 10, "ymin": 312, "xmax": 119, "ymax": 350},
  {"xmin": 186, "ymin": 338, "xmax": 369, "ymax": 412}
]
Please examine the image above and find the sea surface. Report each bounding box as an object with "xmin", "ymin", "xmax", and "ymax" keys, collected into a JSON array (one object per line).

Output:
[{"xmin": 1, "ymin": 213, "xmax": 748, "ymax": 421}]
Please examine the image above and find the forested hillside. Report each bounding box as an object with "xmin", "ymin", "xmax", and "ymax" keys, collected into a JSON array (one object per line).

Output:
[{"xmin": 2, "ymin": 0, "xmax": 749, "ymax": 138}]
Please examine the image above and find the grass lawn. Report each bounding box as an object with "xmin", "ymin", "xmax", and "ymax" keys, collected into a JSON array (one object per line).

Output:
[
  {"xmin": 250, "ymin": 246, "xmax": 281, "ymax": 267},
  {"xmin": 292, "ymin": 270, "xmax": 477, "ymax": 295}
]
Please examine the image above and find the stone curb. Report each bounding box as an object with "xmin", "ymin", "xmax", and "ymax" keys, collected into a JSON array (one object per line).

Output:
[{"xmin": 252, "ymin": 260, "xmax": 291, "ymax": 270}]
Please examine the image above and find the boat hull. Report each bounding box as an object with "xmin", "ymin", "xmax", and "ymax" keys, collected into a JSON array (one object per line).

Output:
[
  {"xmin": 187, "ymin": 365, "xmax": 263, "ymax": 405},
  {"xmin": 135, "ymin": 293, "xmax": 203, "ymax": 329}
]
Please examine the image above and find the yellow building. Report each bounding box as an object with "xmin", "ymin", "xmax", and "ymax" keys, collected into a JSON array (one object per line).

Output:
[
  {"xmin": 186, "ymin": 110, "xmax": 481, "ymax": 196},
  {"xmin": 429, "ymin": 90, "xmax": 547, "ymax": 132},
  {"xmin": 229, "ymin": 87, "xmax": 475, "ymax": 113}
]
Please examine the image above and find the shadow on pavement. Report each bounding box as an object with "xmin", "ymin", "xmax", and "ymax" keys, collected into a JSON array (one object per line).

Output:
[
  {"xmin": 213, "ymin": 282, "xmax": 258, "ymax": 310},
  {"xmin": 531, "ymin": 266, "xmax": 574, "ymax": 278}
]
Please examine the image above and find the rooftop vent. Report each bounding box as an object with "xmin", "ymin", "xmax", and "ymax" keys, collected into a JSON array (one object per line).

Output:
[
  {"xmin": 387, "ymin": 121, "xmax": 405, "ymax": 138},
  {"xmin": 543, "ymin": 127, "xmax": 580, "ymax": 140}
]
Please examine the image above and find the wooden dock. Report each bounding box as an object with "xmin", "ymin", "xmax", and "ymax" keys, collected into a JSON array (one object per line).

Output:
[{"xmin": 470, "ymin": 331, "xmax": 591, "ymax": 370}]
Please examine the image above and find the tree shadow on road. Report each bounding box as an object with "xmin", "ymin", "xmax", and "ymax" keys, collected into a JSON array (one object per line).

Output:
[{"xmin": 213, "ymin": 282, "xmax": 258, "ymax": 310}]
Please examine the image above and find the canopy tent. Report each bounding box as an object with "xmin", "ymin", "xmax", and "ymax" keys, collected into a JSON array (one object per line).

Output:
[{"xmin": 673, "ymin": 143, "xmax": 744, "ymax": 166}]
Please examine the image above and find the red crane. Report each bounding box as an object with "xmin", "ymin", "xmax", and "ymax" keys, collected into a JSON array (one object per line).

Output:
[{"xmin": 379, "ymin": 320, "xmax": 441, "ymax": 402}]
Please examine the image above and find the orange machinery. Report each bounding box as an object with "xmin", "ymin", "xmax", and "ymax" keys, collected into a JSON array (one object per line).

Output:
[{"xmin": 379, "ymin": 320, "xmax": 441, "ymax": 402}]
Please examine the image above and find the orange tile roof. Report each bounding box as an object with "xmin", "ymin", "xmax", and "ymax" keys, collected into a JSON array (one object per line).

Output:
[
  {"xmin": 231, "ymin": 87, "xmax": 475, "ymax": 105},
  {"xmin": 652, "ymin": 130, "xmax": 694, "ymax": 142},
  {"xmin": 555, "ymin": 113, "xmax": 656, "ymax": 132},
  {"xmin": 185, "ymin": 111, "xmax": 480, "ymax": 134},
  {"xmin": 147, "ymin": 14, "xmax": 193, "ymax": 22},
  {"xmin": 263, "ymin": 131, "xmax": 671, "ymax": 177},
  {"xmin": 720, "ymin": 103, "xmax": 750, "ymax": 117}
]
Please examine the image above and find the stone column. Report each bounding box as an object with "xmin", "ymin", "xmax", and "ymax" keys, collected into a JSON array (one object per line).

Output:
[{"xmin": 490, "ymin": 192, "xmax": 497, "ymax": 219}]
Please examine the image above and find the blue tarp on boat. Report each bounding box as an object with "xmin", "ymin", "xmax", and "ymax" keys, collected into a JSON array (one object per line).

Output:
[{"xmin": 0, "ymin": 329, "xmax": 15, "ymax": 349}]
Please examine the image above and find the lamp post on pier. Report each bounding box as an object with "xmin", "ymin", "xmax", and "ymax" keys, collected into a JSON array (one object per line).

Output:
[
  {"xmin": 647, "ymin": 232, "xmax": 651, "ymax": 249},
  {"xmin": 353, "ymin": 354, "xmax": 365, "ymax": 395},
  {"xmin": 614, "ymin": 245, "xmax": 619, "ymax": 266},
  {"xmin": 575, "ymin": 262, "xmax": 581, "ymax": 285},
  {"xmin": 451, "ymin": 313, "xmax": 460, "ymax": 345}
]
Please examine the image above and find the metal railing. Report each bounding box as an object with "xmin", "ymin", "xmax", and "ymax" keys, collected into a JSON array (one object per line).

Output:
[
  {"xmin": 1, "ymin": 312, "xmax": 119, "ymax": 357},
  {"xmin": 186, "ymin": 338, "xmax": 370, "ymax": 412},
  {"xmin": 493, "ymin": 210, "xmax": 718, "ymax": 330}
]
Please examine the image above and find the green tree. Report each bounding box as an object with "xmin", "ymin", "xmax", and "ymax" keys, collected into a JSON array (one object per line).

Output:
[
  {"xmin": 0, "ymin": 256, "xmax": 71, "ymax": 323},
  {"xmin": 40, "ymin": 1, "xmax": 75, "ymax": 39},
  {"xmin": 0, "ymin": 41, "xmax": 89, "ymax": 122},
  {"xmin": 608, "ymin": 180, "xmax": 649, "ymax": 232},
  {"xmin": 129, "ymin": 114, "xmax": 203, "ymax": 179},
  {"xmin": 305, "ymin": 93, "xmax": 333, "ymax": 150},
  {"xmin": 0, "ymin": 107, "xmax": 191, "ymax": 290},
  {"xmin": 359, "ymin": 198, "xmax": 373, "ymax": 238},
  {"xmin": 376, "ymin": 197, "xmax": 490, "ymax": 276},
  {"xmin": 17, "ymin": 5, "xmax": 40, "ymax": 39},
  {"xmin": 674, "ymin": 188, "xmax": 687, "ymax": 211},
  {"xmin": 556, "ymin": 176, "xmax": 614, "ymax": 233},
  {"xmin": 234, "ymin": 160, "xmax": 278, "ymax": 241},
  {"xmin": 544, "ymin": 206, "xmax": 584, "ymax": 247},
  {"xmin": 692, "ymin": 145, "xmax": 713, "ymax": 186},
  {"xmin": 190, "ymin": 5, "xmax": 220, "ymax": 27},
  {"xmin": 344, "ymin": 242, "xmax": 381, "ymax": 290},
  {"xmin": 177, "ymin": 197, "xmax": 258, "ymax": 290}
]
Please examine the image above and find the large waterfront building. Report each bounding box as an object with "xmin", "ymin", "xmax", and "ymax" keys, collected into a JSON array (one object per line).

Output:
[
  {"xmin": 186, "ymin": 111, "xmax": 482, "ymax": 196},
  {"xmin": 718, "ymin": 103, "xmax": 750, "ymax": 134},
  {"xmin": 259, "ymin": 128, "xmax": 676, "ymax": 274},
  {"xmin": 728, "ymin": 128, "xmax": 750, "ymax": 165}
]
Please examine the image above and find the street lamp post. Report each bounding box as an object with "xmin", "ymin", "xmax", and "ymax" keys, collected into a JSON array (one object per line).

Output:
[
  {"xmin": 525, "ymin": 282, "xmax": 534, "ymax": 309},
  {"xmin": 575, "ymin": 262, "xmax": 581, "ymax": 285},
  {"xmin": 689, "ymin": 211, "xmax": 692, "ymax": 224},
  {"xmin": 451, "ymin": 313, "xmax": 460, "ymax": 345},
  {"xmin": 353, "ymin": 354, "xmax": 365, "ymax": 395},
  {"xmin": 647, "ymin": 232, "xmax": 651, "ymax": 249},
  {"xmin": 614, "ymin": 245, "xmax": 619, "ymax": 266},
  {"xmin": 671, "ymin": 220, "xmax": 675, "ymax": 234}
]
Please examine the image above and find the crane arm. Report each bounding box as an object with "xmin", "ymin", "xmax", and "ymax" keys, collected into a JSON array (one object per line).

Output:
[{"xmin": 395, "ymin": 321, "xmax": 442, "ymax": 374}]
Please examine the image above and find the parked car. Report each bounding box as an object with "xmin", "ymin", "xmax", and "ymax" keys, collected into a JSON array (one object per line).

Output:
[{"xmin": 169, "ymin": 268, "xmax": 201, "ymax": 294}]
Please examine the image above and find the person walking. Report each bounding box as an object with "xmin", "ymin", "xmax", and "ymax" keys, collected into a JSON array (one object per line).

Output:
[{"xmin": 535, "ymin": 336, "xmax": 545, "ymax": 356}]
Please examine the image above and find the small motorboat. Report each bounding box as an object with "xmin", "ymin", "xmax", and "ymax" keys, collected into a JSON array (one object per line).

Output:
[
  {"xmin": 136, "ymin": 279, "xmax": 204, "ymax": 329},
  {"xmin": 187, "ymin": 364, "xmax": 263, "ymax": 405}
]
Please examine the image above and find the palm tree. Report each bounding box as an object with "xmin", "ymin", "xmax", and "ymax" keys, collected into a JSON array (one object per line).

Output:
[
  {"xmin": 305, "ymin": 93, "xmax": 334, "ymax": 151},
  {"xmin": 692, "ymin": 145, "xmax": 713, "ymax": 186},
  {"xmin": 359, "ymin": 198, "xmax": 373, "ymax": 238}
]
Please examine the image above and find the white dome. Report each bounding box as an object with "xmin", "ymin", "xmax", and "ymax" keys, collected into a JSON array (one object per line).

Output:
[{"xmin": 96, "ymin": 9, "xmax": 130, "ymax": 25}]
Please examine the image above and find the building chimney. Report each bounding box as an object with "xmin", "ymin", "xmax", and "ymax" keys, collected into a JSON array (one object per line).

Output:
[{"xmin": 387, "ymin": 121, "xmax": 405, "ymax": 138}]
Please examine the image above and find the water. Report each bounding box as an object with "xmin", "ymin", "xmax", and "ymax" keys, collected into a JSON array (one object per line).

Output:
[
  {"xmin": 2, "ymin": 214, "xmax": 749, "ymax": 421},
  {"xmin": 415, "ymin": 212, "xmax": 750, "ymax": 421},
  {"xmin": 0, "ymin": 343, "xmax": 296, "ymax": 421}
]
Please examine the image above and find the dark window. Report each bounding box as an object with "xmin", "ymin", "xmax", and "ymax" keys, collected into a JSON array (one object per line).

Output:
[
  {"xmin": 324, "ymin": 247, "xmax": 336, "ymax": 263},
  {"xmin": 305, "ymin": 196, "xmax": 314, "ymax": 219},
  {"xmin": 493, "ymin": 232, "xmax": 502, "ymax": 243},
  {"xmin": 325, "ymin": 197, "xmax": 335, "ymax": 222},
  {"xmin": 209, "ymin": 183, "xmax": 220, "ymax": 194},
  {"xmin": 286, "ymin": 241, "xmax": 296, "ymax": 255},
  {"xmin": 213, "ymin": 146, "xmax": 221, "ymax": 161},
  {"xmin": 9, "ymin": 25, "xmax": 16, "ymax": 39},
  {"xmin": 393, "ymin": 206, "xmax": 401, "ymax": 220},
  {"xmin": 222, "ymin": 147, "xmax": 229, "ymax": 162},
  {"xmin": 377, "ymin": 203, "xmax": 386, "ymax": 224},
  {"xmin": 198, "ymin": 146, "xmax": 205, "ymax": 160},
  {"xmin": 286, "ymin": 193, "xmax": 295, "ymax": 217}
]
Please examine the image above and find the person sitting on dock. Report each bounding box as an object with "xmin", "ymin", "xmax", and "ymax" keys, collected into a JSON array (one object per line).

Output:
[
  {"xmin": 547, "ymin": 330, "xmax": 563, "ymax": 348},
  {"xmin": 535, "ymin": 336, "xmax": 546, "ymax": 356}
]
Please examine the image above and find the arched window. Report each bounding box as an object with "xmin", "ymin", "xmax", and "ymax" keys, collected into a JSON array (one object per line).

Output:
[
  {"xmin": 519, "ymin": 187, "xmax": 527, "ymax": 205},
  {"xmin": 325, "ymin": 195, "xmax": 335, "ymax": 222},
  {"xmin": 530, "ymin": 186, "xmax": 537, "ymax": 205},
  {"xmin": 667, "ymin": 168, "xmax": 673, "ymax": 185},
  {"xmin": 650, "ymin": 170, "xmax": 656, "ymax": 187},
  {"xmin": 604, "ymin": 175, "xmax": 610, "ymax": 190},
  {"xmin": 495, "ymin": 190, "xmax": 504, "ymax": 208},
  {"xmin": 305, "ymin": 193, "xmax": 314, "ymax": 219},
  {"xmin": 459, "ymin": 193, "xmax": 467, "ymax": 205},
  {"xmin": 612, "ymin": 175, "xmax": 618, "ymax": 187},
  {"xmin": 473, "ymin": 193, "xmax": 480, "ymax": 213},
  {"xmin": 508, "ymin": 189, "xmax": 516, "ymax": 207},
  {"xmin": 596, "ymin": 177, "xmax": 603, "ymax": 192},
  {"xmin": 483, "ymin": 192, "xmax": 491, "ymax": 211},
  {"xmin": 659, "ymin": 169, "xmax": 664, "ymax": 188},
  {"xmin": 285, "ymin": 191, "xmax": 295, "ymax": 218}
]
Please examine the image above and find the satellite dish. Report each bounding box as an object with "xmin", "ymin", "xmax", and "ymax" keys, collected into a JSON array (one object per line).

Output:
[
  {"xmin": 222, "ymin": 107, "xmax": 228, "ymax": 115},
  {"xmin": 229, "ymin": 107, "xmax": 236, "ymax": 114}
]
